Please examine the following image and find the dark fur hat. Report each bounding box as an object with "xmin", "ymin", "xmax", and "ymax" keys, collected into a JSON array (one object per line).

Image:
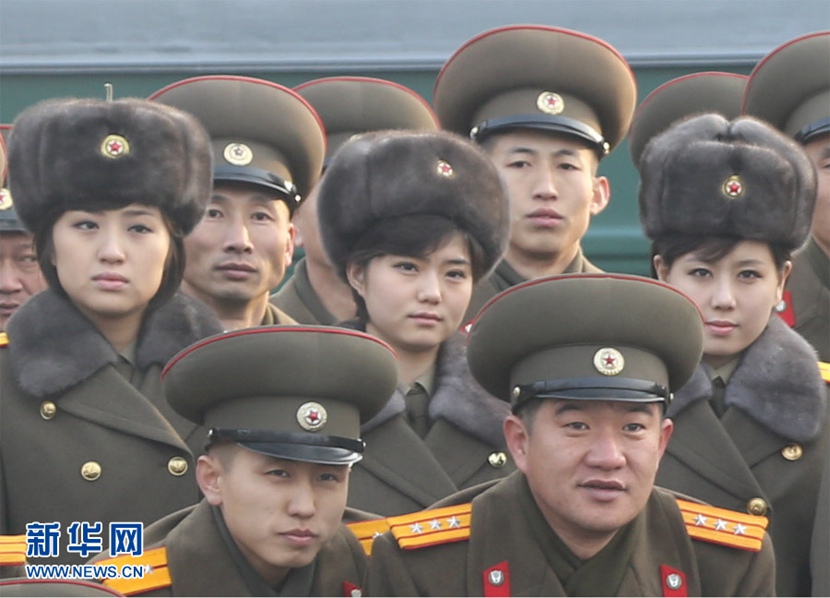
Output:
[
  {"xmin": 638, "ymin": 114, "xmax": 817, "ymax": 251},
  {"xmin": 8, "ymin": 97, "xmax": 212, "ymax": 235},
  {"xmin": 318, "ymin": 130, "xmax": 508, "ymax": 279}
]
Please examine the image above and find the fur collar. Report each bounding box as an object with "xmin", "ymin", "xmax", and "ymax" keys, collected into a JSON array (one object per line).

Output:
[
  {"xmin": 6, "ymin": 289, "xmax": 223, "ymax": 397},
  {"xmin": 361, "ymin": 332, "xmax": 510, "ymax": 447},
  {"xmin": 668, "ymin": 316, "xmax": 827, "ymax": 441}
]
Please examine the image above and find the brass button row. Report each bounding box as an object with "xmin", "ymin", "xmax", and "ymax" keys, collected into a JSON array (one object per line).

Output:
[{"xmin": 79, "ymin": 457, "xmax": 189, "ymax": 481}]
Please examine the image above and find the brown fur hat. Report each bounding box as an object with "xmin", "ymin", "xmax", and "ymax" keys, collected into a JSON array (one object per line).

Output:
[
  {"xmin": 8, "ymin": 97, "xmax": 212, "ymax": 235},
  {"xmin": 638, "ymin": 113, "xmax": 817, "ymax": 251},
  {"xmin": 318, "ymin": 130, "xmax": 508, "ymax": 279}
]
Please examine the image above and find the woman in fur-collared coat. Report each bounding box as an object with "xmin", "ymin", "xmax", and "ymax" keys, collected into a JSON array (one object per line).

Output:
[
  {"xmin": 0, "ymin": 98, "xmax": 223, "ymax": 562},
  {"xmin": 318, "ymin": 130, "xmax": 515, "ymax": 516},
  {"xmin": 637, "ymin": 113, "xmax": 830, "ymax": 596}
]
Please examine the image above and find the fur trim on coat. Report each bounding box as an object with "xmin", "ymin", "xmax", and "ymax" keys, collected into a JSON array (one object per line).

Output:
[
  {"xmin": 668, "ymin": 316, "xmax": 827, "ymax": 442},
  {"xmin": 360, "ymin": 331, "xmax": 510, "ymax": 447},
  {"xmin": 6, "ymin": 289, "xmax": 223, "ymax": 397}
]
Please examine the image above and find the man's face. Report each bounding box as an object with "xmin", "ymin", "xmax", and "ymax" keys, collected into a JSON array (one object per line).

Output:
[
  {"xmin": 182, "ymin": 182, "xmax": 294, "ymax": 307},
  {"xmin": 198, "ymin": 446, "xmax": 349, "ymax": 587},
  {"xmin": 486, "ymin": 130, "xmax": 609, "ymax": 269},
  {"xmin": 803, "ymin": 134, "xmax": 830, "ymax": 254},
  {"xmin": 504, "ymin": 399, "xmax": 672, "ymax": 558},
  {"xmin": 0, "ymin": 230, "xmax": 46, "ymax": 331}
]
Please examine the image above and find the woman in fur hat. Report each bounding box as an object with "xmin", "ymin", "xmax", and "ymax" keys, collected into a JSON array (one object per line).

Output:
[
  {"xmin": 637, "ymin": 113, "xmax": 829, "ymax": 597},
  {"xmin": 0, "ymin": 98, "xmax": 223, "ymax": 563},
  {"xmin": 317, "ymin": 130, "xmax": 514, "ymax": 517}
]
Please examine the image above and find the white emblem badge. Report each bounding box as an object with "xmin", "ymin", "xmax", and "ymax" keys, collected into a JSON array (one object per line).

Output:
[
  {"xmin": 224, "ymin": 142, "xmax": 254, "ymax": 166},
  {"xmin": 101, "ymin": 134, "xmax": 130, "ymax": 159},
  {"xmin": 488, "ymin": 570, "xmax": 504, "ymax": 586},
  {"xmin": 666, "ymin": 573, "xmax": 682, "ymax": 590},
  {"xmin": 436, "ymin": 160, "xmax": 454, "ymax": 177},
  {"xmin": 536, "ymin": 91, "xmax": 564, "ymax": 115},
  {"xmin": 296, "ymin": 401, "xmax": 327, "ymax": 431},
  {"xmin": 0, "ymin": 188, "xmax": 12, "ymax": 210},
  {"xmin": 593, "ymin": 347, "xmax": 624, "ymax": 376}
]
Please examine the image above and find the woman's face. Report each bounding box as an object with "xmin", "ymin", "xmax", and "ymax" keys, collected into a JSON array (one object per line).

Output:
[
  {"xmin": 655, "ymin": 240, "xmax": 791, "ymax": 368},
  {"xmin": 347, "ymin": 232, "xmax": 474, "ymax": 355},
  {"xmin": 51, "ymin": 203, "xmax": 172, "ymax": 328}
]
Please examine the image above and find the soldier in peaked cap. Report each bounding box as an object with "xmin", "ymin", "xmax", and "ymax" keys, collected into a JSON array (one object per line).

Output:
[
  {"xmin": 0, "ymin": 97, "xmax": 223, "ymax": 562},
  {"xmin": 638, "ymin": 113, "xmax": 829, "ymax": 597},
  {"xmin": 318, "ymin": 130, "xmax": 514, "ymax": 517},
  {"xmin": 151, "ymin": 75, "xmax": 326, "ymax": 330},
  {"xmin": 272, "ymin": 76, "xmax": 440, "ymax": 325},
  {"xmin": 93, "ymin": 326, "xmax": 398, "ymax": 597},
  {"xmin": 0, "ymin": 125, "xmax": 47, "ymax": 332},
  {"xmin": 433, "ymin": 24, "xmax": 637, "ymax": 322},
  {"xmin": 744, "ymin": 31, "xmax": 830, "ymax": 364},
  {"xmin": 365, "ymin": 274, "xmax": 775, "ymax": 597}
]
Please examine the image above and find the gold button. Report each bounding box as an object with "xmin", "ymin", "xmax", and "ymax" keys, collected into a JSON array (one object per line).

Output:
[
  {"xmin": 781, "ymin": 443, "xmax": 803, "ymax": 461},
  {"xmin": 488, "ymin": 452, "xmax": 508, "ymax": 468},
  {"xmin": 747, "ymin": 497, "xmax": 768, "ymax": 516},
  {"xmin": 167, "ymin": 456, "xmax": 188, "ymax": 476},
  {"xmin": 39, "ymin": 401, "xmax": 57, "ymax": 420},
  {"xmin": 81, "ymin": 461, "xmax": 102, "ymax": 481}
]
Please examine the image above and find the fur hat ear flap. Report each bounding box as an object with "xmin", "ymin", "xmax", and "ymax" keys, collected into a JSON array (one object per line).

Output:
[
  {"xmin": 318, "ymin": 130, "xmax": 509, "ymax": 279},
  {"xmin": 8, "ymin": 97, "xmax": 213, "ymax": 235},
  {"xmin": 638, "ymin": 113, "xmax": 817, "ymax": 251}
]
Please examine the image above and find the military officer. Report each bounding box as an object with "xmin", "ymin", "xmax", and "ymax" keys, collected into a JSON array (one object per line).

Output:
[
  {"xmin": 271, "ymin": 76, "xmax": 440, "ymax": 325},
  {"xmin": 150, "ymin": 76, "xmax": 326, "ymax": 330},
  {"xmin": 365, "ymin": 273, "xmax": 776, "ymax": 596},
  {"xmin": 743, "ymin": 31, "xmax": 830, "ymax": 363},
  {"xmin": 93, "ymin": 325, "xmax": 398, "ymax": 597},
  {"xmin": 0, "ymin": 97, "xmax": 222, "ymax": 563},
  {"xmin": 637, "ymin": 113, "xmax": 828, "ymax": 596},
  {"xmin": 0, "ymin": 125, "xmax": 47, "ymax": 332},
  {"xmin": 432, "ymin": 25, "xmax": 637, "ymax": 322}
]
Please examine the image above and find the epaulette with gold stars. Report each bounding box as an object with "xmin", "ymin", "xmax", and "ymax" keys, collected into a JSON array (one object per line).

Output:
[
  {"xmin": 347, "ymin": 519, "xmax": 391, "ymax": 556},
  {"xmin": 676, "ymin": 499, "xmax": 769, "ymax": 552},
  {"xmin": 0, "ymin": 535, "xmax": 27, "ymax": 567},
  {"xmin": 97, "ymin": 547, "xmax": 171, "ymax": 595},
  {"xmin": 388, "ymin": 503, "xmax": 472, "ymax": 550},
  {"xmin": 818, "ymin": 361, "xmax": 830, "ymax": 384},
  {"xmin": 0, "ymin": 332, "xmax": 8, "ymax": 348}
]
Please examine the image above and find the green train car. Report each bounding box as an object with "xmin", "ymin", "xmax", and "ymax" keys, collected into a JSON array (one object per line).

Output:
[{"xmin": 1, "ymin": 0, "xmax": 826, "ymax": 274}]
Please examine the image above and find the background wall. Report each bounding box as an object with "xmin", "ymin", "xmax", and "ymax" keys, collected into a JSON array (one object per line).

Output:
[{"xmin": 1, "ymin": 0, "xmax": 827, "ymax": 274}]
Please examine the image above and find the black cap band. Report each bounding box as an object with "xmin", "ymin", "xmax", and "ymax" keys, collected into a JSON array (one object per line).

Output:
[
  {"xmin": 470, "ymin": 114, "xmax": 609, "ymax": 156},
  {"xmin": 208, "ymin": 428, "xmax": 365, "ymax": 453},
  {"xmin": 511, "ymin": 376, "xmax": 671, "ymax": 413},
  {"xmin": 795, "ymin": 116, "xmax": 830, "ymax": 144},
  {"xmin": 213, "ymin": 165, "xmax": 302, "ymax": 212}
]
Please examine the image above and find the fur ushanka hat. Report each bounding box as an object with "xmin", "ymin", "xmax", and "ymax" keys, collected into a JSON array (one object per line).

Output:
[
  {"xmin": 8, "ymin": 97, "xmax": 213, "ymax": 235},
  {"xmin": 638, "ymin": 114, "xmax": 817, "ymax": 251},
  {"xmin": 318, "ymin": 130, "xmax": 509, "ymax": 280}
]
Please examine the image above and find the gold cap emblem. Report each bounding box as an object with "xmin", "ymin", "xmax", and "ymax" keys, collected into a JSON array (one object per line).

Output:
[
  {"xmin": 537, "ymin": 91, "xmax": 564, "ymax": 115},
  {"xmin": 101, "ymin": 134, "xmax": 130, "ymax": 159},
  {"xmin": 594, "ymin": 347, "xmax": 625, "ymax": 376},
  {"xmin": 0, "ymin": 188, "xmax": 12, "ymax": 210},
  {"xmin": 722, "ymin": 175, "xmax": 744, "ymax": 199},
  {"xmin": 297, "ymin": 401, "xmax": 327, "ymax": 431},
  {"xmin": 224, "ymin": 142, "xmax": 254, "ymax": 166},
  {"xmin": 436, "ymin": 160, "xmax": 454, "ymax": 177}
]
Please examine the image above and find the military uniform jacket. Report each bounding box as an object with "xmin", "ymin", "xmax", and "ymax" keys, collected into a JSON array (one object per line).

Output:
[
  {"xmin": 656, "ymin": 316, "xmax": 830, "ymax": 597},
  {"xmin": 812, "ymin": 445, "xmax": 830, "ymax": 597},
  {"xmin": 784, "ymin": 238, "xmax": 830, "ymax": 361},
  {"xmin": 463, "ymin": 248, "xmax": 602, "ymax": 323},
  {"xmin": 270, "ymin": 258, "xmax": 338, "ymax": 325},
  {"xmin": 0, "ymin": 290, "xmax": 223, "ymax": 562},
  {"xmin": 365, "ymin": 471, "xmax": 776, "ymax": 596},
  {"xmin": 261, "ymin": 301, "xmax": 298, "ymax": 326},
  {"xmin": 346, "ymin": 332, "xmax": 515, "ymax": 517},
  {"xmin": 94, "ymin": 500, "xmax": 366, "ymax": 597}
]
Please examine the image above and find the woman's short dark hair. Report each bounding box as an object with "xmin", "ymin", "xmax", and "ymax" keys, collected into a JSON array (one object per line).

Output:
[
  {"xmin": 650, "ymin": 234, "xmax": 791, "ymax": 277},
  {"xmin": 347, "ymin": 214, "xmax": 486, "ymax": 324},
  {"xmin": 35, "ymin": 211, "xmax": 186, "ymax": 313}
]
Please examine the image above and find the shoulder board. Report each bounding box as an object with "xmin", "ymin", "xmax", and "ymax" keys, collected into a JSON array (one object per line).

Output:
[
  {"xmin": 0, "ymin": 534, "xmax": 27, "ymax": 567},
  {"xmin": 98, "ymin": 547, "xmax": 171, "ymax": 595},
  {"xmin": 676, "ymin": 498, "xmax": 769, "ymax": 552},
  {"xmin": 347, "ymin": 519, "xmax": 391, "ymax": 556},
  {"xmin": 0, "ymin": 332, "xmax": 8, "ymax": 347},
  {"xmin": 818, "ymin": 361, "xmax": 830, "ymax": 384},
  {"xmin": 387, "ymin": 503, "xmax": 472, "ymax": 550}
]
